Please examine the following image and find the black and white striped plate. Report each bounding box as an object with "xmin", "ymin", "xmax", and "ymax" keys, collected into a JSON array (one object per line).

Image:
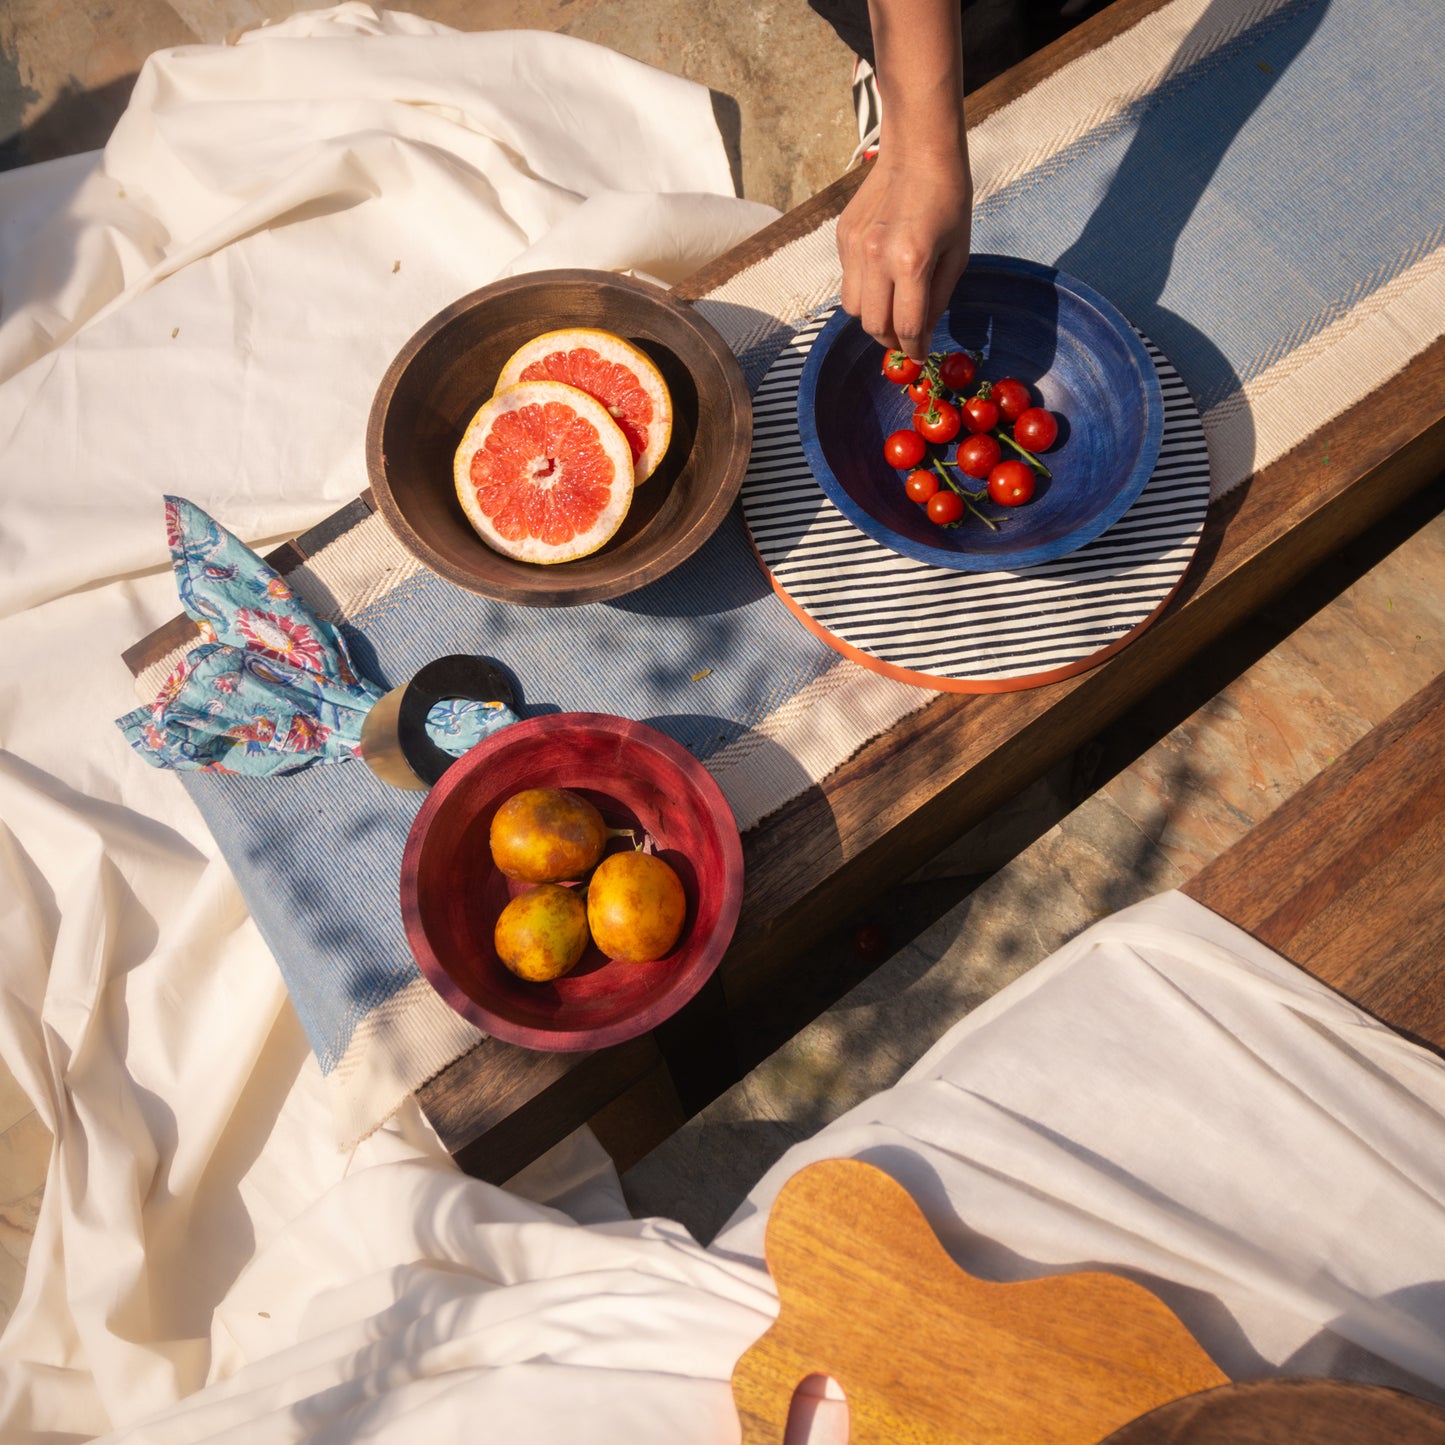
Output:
[{"xmin": 741, "ymin": 311, "xmax": 1211, "ymax": 692}]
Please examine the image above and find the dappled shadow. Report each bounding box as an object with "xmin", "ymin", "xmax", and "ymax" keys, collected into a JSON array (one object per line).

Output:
[
  {"xmin": 606, "ymin": 510, "xmax": 775, "ymax": 620},
  {"xmin": 1048, "ymin": 0, "xmax": 1330, "ymax": 502},
  {"xmin": 625, "ymin": 1116, "xmax": 820, "ymax": 1246},
  {"xmin": 0, "ymin": 72, "xmax": 137, "ymax": 171},
  {"xmin": 184, "ymin": 754, "xmax": 432, "ymax": 1072}
]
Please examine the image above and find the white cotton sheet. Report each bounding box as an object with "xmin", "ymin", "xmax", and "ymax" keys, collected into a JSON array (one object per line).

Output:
[
  {"xmin": 0, "ymin": 6, "xmax": 774, "ymax": 1437},
  {"xmin": 53, "ymin": 891, "xmax": 1445, "ymax": 1445},
  {"xmin": 716, "ymin": 893, "xmax": 1445, "ymax": 1403}
]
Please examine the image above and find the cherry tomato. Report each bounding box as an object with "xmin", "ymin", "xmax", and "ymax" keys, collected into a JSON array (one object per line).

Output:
[
  {"xmin": 906, "ymin": 377, "xmax": 934, "ymax": 406},
  {"xmin": 962, "ymin": 395, "xmax": 1000, "ymax": 434},
  {"xmin": 987, "ymin": 460, "xmax": 1035, "ymax": 506},
  {"xmin": 1014, "ymin": 407, "xmax": 1059, "ymax": 452},
  {"xmin": 881, "ymin": 351, "xmax": 923, "ymax": 385},
  {"xmin": 904, "ymin": 468, "xmax": 938, "ymax": 503},
  {"xmin": 914, "ymin": 400, "xmax": 962, "ymax": 445},
  {"xmin": 992, "ymin": 377, "xmax": 1032, "ymax": 423},
  {"xmin": 938, "ymin": 351, "xmax": 977, "ymax": 391},
  {"xmin": 954, "ymin": 433, "xmax": 1002, "ymax": 480},
  {"xmin": 884, "ymin": 428, "xmax": 926, "ymax": 470},
  {"xmin": 926, "ymin": 490, "xmax": 965, "ymax": 525}
]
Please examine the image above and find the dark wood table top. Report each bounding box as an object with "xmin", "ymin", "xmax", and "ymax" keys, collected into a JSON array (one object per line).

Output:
[{"xmin": 416, "ymin": 0, "xmax": 1445, "ymax": 1182}]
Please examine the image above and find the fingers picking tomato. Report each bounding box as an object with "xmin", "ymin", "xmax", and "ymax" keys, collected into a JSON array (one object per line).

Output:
[
  {"xmin": 987, "ymin": 460, "xmax": 1035, "ymax": 506},
  {"xmin": 962, "ymin": 396, "xmax": 1000, "ymax": 434},
  {"xmin": 926, "ymin": 490, "xmax": 965, "ymax": 525},
  {"xmin": 884, "ymin": 428, "xmax": 927, "ymax": 470},
  {"xmin": 937, "ymin": 351, "xmax": 976, "ymax": 391},
  {"xmin": 955, "ymin": 433, "xmax": 1002, "ymax": 480},
  {"xmin": 992, "ymin": 378, "xmax": 1032, "ymax": 423},
  {"xmin": 881, "ymin": 350, "xmax": 923, "ymax": 385},
  {"xmin": 906, "ymin": 377, "xmax": 934, "ymax": 406},
  {"xmin": 1014, "ymin": 407, "xmax": 1059, "ymax": 452},
  {"xmin": 914, "ymin": 400, "xmax": 961, "ymax": 445},
  {"xmin": 904, "ymin": 469, "xmax": 938, "ymax": 503}
]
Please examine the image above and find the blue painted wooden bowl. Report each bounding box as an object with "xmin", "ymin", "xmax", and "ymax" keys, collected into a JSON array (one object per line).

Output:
[{"xmin": 797, "ymin": 256, "xmax": 1164, "ymax": 571}]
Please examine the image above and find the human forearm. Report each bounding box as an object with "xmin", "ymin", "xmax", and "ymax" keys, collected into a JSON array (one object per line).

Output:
[
  {"xmin": 868, "ymin": 0, "xmax": 968, "ymax": 164},
  {"xmin": 837, "ymin": 0, "xmax": 973, "ymax": 359}
]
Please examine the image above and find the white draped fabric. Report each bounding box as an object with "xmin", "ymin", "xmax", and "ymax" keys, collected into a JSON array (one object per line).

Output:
[
  {"xmin": 0, "ymin": 7, "xmax": 773, "ymax": 1436},
  {"xmin": 47, "ymin": 894, "xmax": 1445, "ymax": 1443}
]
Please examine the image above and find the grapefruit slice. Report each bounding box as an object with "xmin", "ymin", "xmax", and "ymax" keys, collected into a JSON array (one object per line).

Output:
[
  {"xmin": 495, "ymin": 328, "xmax": 673, "ymax": 483},
  {"xmin": 454, "ymin": 380, "xmax": 633, "ymax": 565}
]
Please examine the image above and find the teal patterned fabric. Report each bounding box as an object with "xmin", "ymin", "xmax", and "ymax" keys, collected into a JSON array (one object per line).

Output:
[{"xmin": 117, "ymin": 497, "xmax": 515, "ymax": 774}]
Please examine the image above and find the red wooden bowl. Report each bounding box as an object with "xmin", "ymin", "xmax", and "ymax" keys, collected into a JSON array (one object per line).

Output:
[{"xmin": 401, "ymin": 713, "xmax": 744, "ymax": 1051}]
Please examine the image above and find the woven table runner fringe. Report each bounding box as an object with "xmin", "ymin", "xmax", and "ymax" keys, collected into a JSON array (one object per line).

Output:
[
  {"xmin": 329, "ymin": 977, "xmax": 484, "ymax": 1149},
  {"xmin": 1202, "ymin": 244, "xmax": 1445, "ymax": 494}
]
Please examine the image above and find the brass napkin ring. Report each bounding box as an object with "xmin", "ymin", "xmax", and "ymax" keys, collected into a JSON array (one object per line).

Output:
[{"xmin": 360, "ymin": 654, "xmax": 516, "ymax": 791}]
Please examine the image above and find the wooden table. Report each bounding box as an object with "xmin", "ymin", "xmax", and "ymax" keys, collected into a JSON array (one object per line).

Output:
[
  {"xmin": 414, "ymin": 0, "xmax": 1445, "ymax": 1182},
  {"xmin": 1185, "ymin": 668, "xmax": 1445, "ymax": 1058}
]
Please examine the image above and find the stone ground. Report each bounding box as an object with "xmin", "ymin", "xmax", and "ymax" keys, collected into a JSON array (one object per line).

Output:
[{"xmin": 1, "ymin": 0, "xmax": 1098, "ymax": 205}]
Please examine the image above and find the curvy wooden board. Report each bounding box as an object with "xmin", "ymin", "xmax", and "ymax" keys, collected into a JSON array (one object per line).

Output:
[{"xmin": 732, "ymin": 1157, "xmax": 1227, "ymax": 1444}]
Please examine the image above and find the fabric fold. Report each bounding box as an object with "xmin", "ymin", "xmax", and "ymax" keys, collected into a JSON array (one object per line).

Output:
[{"xmin": 116, "ymin": 496, "xmax": 516, "ymax": 776}]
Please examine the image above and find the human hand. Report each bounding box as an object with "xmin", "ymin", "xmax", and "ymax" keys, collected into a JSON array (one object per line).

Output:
[{"xmin": 836, "ymin": 147, "xmax": 973, "ymax": 361}]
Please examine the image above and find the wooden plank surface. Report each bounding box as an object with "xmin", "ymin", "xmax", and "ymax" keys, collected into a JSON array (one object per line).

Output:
[
  {"xmin": 719, "ymin": 345, "xmax": 1445, "ymax": 1018},
  {"xmin": 111, "ymin": 0, "xmax": 1445, "ymax": 1173},
  {"xmin": 417, "ymin": 0, "xmax": 1445, "ymax": 1165},
  {"xmin": 419, "ymin": 337, "xmax": 1445, "ymax": 1170},
  {"xmin": 1185, "ymin": 669, "xmax": 1445, "ymax": 1056}
]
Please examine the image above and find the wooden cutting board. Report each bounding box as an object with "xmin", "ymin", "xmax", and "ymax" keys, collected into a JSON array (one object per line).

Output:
[{"xmin": 732, "ymin": 1157, "xmax": 1229, "ymax": 1444}]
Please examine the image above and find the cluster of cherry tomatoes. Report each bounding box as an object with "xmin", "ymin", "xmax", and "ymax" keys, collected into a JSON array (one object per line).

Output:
[{"xmin": 880, "ymin": 348, "xmax": 1059, "ymax": 530}]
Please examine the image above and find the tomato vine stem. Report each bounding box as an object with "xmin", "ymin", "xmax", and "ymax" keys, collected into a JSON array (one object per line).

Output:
[
  {"xmin": 998, "ymin": 429, "xmax": 1052, "ymax": 477},
  {"xmin": 931, "ymin": 459, "xmax": 998, "ymax": 531}
]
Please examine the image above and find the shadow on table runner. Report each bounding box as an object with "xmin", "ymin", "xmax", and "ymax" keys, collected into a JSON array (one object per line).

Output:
[
  {"xmin": 967, "ymin": 0, "xmax": 1443, "ymax": 491},
  {"xmin": 184, "ymin": 502, "xmax": 851, "ymax": 1144},
  {"xmin": 182, "ymin": 0, "xmax": 1445, "ymax": 1143}
]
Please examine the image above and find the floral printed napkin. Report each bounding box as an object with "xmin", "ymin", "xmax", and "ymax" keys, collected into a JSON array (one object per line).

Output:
[{"xmin": 117, "ymin": 497, "xmax": 515, "ymax": 775}]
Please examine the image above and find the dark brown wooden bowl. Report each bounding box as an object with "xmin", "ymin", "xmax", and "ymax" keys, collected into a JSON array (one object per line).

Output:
[
  {"xmin": 366, "ymin": 269, "xmax": 752, "ymax": 606},
  {"xmin": 1101, "ymin": 1379, "xmax": 1445, "ymax": 1443}
]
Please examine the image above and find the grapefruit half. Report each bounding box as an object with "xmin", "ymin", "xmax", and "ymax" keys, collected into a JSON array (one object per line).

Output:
[
  {"xmin": 454, "ymin": 380, "xmax": 634, "ymax": 565},
  {"xmin": 495, "ymin": 328, "xmax": 673, "ymax": 483}
]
